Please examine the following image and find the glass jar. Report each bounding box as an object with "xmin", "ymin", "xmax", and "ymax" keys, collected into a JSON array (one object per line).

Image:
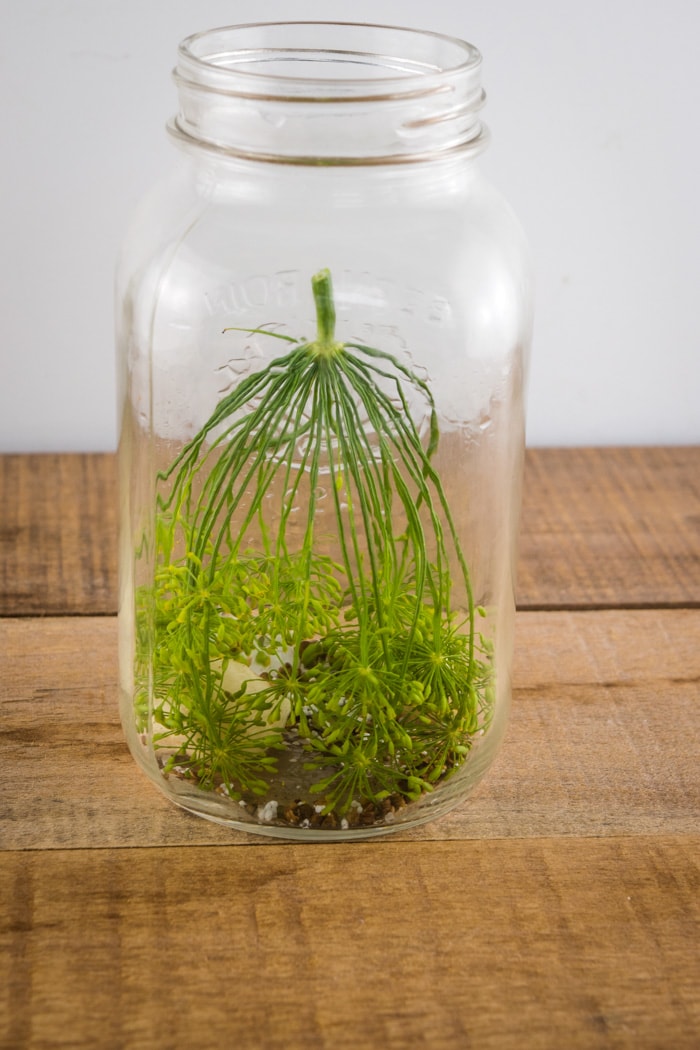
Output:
[{"xmin": 116, "ymin": 22, "xmax": 532, "ymax": 840}]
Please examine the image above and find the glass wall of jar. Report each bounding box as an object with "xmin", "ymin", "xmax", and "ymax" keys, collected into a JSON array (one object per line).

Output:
[{"xmin": 116, "ymin": 22, "xmax": 533, "ymax": 839}]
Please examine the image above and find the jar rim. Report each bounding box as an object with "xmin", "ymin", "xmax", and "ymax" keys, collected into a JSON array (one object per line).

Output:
[
  {"xmin": 172, "ymin": 22, "xmax": 487, "ymax": 165},
  {"xmin": 177, "ymin": 21, "xmax": 482, "ymax": 101}
]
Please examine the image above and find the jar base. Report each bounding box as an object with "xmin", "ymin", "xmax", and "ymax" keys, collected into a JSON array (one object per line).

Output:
[{"xmin": 126, "ymin": 723, "xmax": 502, "ymax": 841}]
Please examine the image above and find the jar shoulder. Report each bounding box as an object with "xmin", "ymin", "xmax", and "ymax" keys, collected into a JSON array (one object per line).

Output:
[
  {"xmin": 117, "ymin": 161, "xmax": 532, "ymax": 331},
  {"xmin": 116, "ymin": 163, "xmax": 204, "ymax": 293}
]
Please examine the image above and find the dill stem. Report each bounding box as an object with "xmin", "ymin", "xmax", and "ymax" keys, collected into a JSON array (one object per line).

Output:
[{"xmin": 312, "ymin": 269, "xmax": 336, "ymax": 344}]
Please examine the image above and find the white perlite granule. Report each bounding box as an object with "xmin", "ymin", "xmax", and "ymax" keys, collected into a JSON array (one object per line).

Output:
[{"xmin": 257, "ymin": 800, "xmax": 279, "ymax": 823}]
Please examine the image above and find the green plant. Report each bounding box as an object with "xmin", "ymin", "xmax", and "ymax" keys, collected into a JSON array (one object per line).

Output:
[{"xmin": 135, "ymin": 269, "xmax": 493, "ymax": 820}]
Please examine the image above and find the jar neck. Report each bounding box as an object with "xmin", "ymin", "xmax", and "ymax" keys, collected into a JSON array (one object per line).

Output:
[{"xmin": 169, "ymin": 21, "xmax": 488, "ymax": 166}]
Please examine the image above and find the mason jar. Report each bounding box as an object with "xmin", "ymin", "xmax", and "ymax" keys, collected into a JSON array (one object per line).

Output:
[{"xmin": 116, "ymin": 21, "xmax": 533, "ymax": 840}]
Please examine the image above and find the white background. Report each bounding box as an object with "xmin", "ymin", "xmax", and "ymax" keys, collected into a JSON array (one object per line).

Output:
[{"xmin": 1, "ymin": 0, "xmax": 698, "ymax": 451}]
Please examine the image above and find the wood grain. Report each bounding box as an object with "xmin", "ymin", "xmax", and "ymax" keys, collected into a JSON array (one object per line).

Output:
[
  {"xmin": 0, "ymin": 454, "xmax": 117, "ymax": 617},
  {"xmin": 2, "ymin": 448, "xmax": 698, "ymax": 617},
  {"xmin": 1, "ymin": 836, "xmax": 698, "ymax": 1049},
  {"xmin": 519, "ymin": 446, "xmax": 700, "ymax": 609},
  {"xmin": 2, "ymin": 611, "xmax": 698, "ymax": 851},
  {"xmin": 2, "ymin": 447, "xmax": 700, "ymax": 1050}
]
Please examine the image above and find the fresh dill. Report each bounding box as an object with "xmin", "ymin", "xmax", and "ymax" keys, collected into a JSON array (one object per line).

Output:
[{"xmin": 134, "ymin": 269, "xmax": 493, "ymax": 820}]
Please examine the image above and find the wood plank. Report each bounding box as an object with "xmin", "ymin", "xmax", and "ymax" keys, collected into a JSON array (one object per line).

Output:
[
  {"xmin": 519, "ymin": 446, "xmax": 700, "ymax": 609},
  {"xmin": 0, "ymin": 453, "xmax": 117, "ymax": 616},
  {"xmin": 2, "ymin": 448, "xmax": 698, "ymax": 617},
  {"xmin": 2, "ymin": 611, "xmax": 698, "ymax": 851},
  {"xmin": 1, "ymin": 836, "xmax": 698, "ymax": 1049}
]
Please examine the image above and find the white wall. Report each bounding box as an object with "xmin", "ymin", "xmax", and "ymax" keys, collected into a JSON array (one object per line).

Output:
[{"xmin": 1, "ymin": 0, "xmax": 698, "ymax": 451}]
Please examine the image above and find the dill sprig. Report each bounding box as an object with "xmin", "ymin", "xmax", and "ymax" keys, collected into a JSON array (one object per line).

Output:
[{"xmin": 135, "ymin": 269, "xmax": 493, "ymax": 817}]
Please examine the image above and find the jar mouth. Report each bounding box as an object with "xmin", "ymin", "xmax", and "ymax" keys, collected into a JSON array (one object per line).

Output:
[
  {"xmin": 177, "ymin": 21, "xmax": 482, "ymax": 101},
  {"xmin": 172, "ymin": 22, "xmax": 487, "ymax": 165}
]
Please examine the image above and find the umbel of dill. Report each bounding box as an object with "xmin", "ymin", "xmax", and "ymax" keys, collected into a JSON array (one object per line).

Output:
[{"xmin": 137, "ymin": 269, "xmax": 493, "ymax": 816}]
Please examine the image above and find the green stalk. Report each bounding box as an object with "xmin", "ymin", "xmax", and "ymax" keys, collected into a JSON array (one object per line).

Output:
[{"xmin": 311, "ymin": 269, "xmax": 339, "ymax": 353}]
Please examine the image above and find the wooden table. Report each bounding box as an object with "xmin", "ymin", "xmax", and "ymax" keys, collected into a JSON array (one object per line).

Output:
[{"xmin": 1, "ymin": 448, "xmax": 698, "ymax": 1049}]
